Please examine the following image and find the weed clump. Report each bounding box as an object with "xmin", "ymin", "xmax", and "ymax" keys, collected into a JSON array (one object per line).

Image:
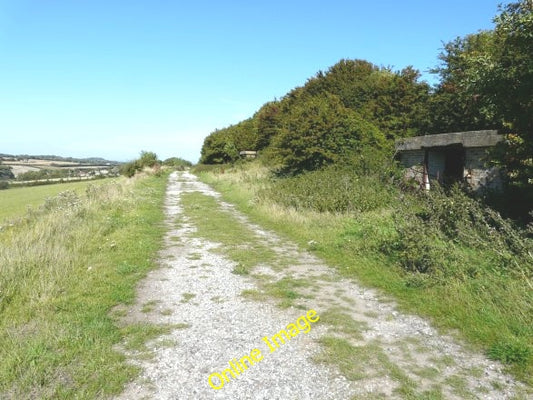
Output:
[
  {"xmin": 385, "ymin": 184, "xmax": 533, "ymax": 281},
  {"xmin": 261, "ymin": 164, "xmax": 397, "ymax": 213}
]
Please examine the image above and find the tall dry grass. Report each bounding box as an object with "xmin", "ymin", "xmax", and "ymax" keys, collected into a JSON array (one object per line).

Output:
[{"xmin": 0, "ymin": 174, "xmax": 167, "ymax": 399}]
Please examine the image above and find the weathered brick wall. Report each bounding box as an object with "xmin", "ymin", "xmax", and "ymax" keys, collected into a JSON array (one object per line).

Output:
[
  {"xmin": 400, "ymin": 150, "xmax": 424, "ymax": 183},
  {"xmin": 464, "ymin": 147, "xmax": 502, "ymax": 190}
]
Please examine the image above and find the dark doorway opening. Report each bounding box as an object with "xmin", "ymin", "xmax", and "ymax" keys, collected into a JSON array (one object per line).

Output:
[{"xmin": 443, "ymin": 144, "xmax": 464, "ymax": 184}]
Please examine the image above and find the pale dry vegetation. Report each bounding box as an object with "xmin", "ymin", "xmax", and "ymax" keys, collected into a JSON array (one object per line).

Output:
[{"xmin": 0, "ymin": 174, "xmax": 168, "ymax": 399}]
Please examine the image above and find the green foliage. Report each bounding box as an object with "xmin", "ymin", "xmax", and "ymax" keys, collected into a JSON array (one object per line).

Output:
[
  {"xmin": 200, "ymin": 118, "xmax": 258, "ymax": 164},
  {"xmin": 429, "ymin": 31, "xmax": 500, "ymax": 133},
  {"xmin": 139, "ymin": 151, "xmax": 158, "ymax": 168},
  {"xmin": 199, "ymin": 130, "xmax": 236, "ymax": 164},
  {"xmin": 0, "ymin": 165, "xmax": 14, "ymax": 180},
  {"xmin": 17, "ymin": 169, "xmax": 71, "ymax": 181},
  {"xmin": 385, "ymin": 184, "xmax": 533, "ymax": 281},
  {"xmin": 254, "ymin": 101, "xmax": 283, "ymax": 149},
  {"xmin": 303, "ymin": 60, "xmax": 431, "ymax": 138},
  {"xmin": 270, "ymin": 92, "xmax": 387, "ymax": 174},
  {"xmin": 119, "ymin": 160, "xmax": 140, "ymax": 177},
  {"xmin": 0, "ymin": 181, "xmax": 9, "ymax": 190},
  {"xmin": 199, "ymin": 58, "xmax": 431, "ymax": 167},
  {"xmin": 431, "ymin": 1, "xmax": 533, "ymax": 216},
  {"xmin": 162, "ymin": 157, "xmax": 192, "ymax": 169},
  {"xmin": 261, "ymin": 152, "xmax": 398, "ymax": 213},
  {"xmin": 119, "ymin": 150, "xmax": 160, "ymax": 177}
]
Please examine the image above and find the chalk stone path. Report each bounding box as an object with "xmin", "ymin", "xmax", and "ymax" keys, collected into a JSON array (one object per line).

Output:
[{"xmin": 115, "ymin": 171, "xmax": 528, "ymax": 400}]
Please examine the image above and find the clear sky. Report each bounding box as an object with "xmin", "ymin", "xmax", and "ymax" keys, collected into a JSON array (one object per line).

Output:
[{"xmin": 0, "ymin": 0, "xmax": 507, "ymax": 163}]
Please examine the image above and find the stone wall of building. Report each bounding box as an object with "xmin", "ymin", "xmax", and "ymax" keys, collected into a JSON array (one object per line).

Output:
[
  {"xmin": 399, "ymin": 149, "xmax": 425, "ymax": 183},
  {"xmin": 398, "ymin": 146, "xmax": 502, "ymax": 191},
  {"xmin": 464, "ymin": 147, "xmax": 502, "ymax": 190}
]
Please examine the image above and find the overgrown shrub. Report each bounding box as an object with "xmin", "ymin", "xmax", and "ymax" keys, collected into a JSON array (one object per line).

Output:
[
  {"xmin": 384, "ymin": 184, "xmax": 533, "ymax": 281},
  {"xmin": 162, "ymin": 157, "xmax": 193, "ymax": 169},
  {"xmin": 0, "ymin": 181, "xmax": 9, "ymax": 190},
  {"xmin": 119, "ymin": 160, "xmax": 140, "ymax": 177},
  {"xmin": 0, "ymin": 166, "xmax": 14, "ymax": 180},
  {"xmin": 260, "ymin": 147, "xmax": 400, "ymax": 214},
  {"xmin": 260, "ymin": 164, "xmax": 397, "ymax": 213},
  {"xmin": 192, "ymin": 164, "xmax": 231, "ymax": 174},
  {"xmin": 139, "ymin": 151, "xmax": 158, "ymax": 168},
  {"xmin": 119, "ymin": 150, "xmax": 162, "ymax": 177},
  {"xmin": 270, "ymin": 93, "xmax": 387, "ymax": 175}
]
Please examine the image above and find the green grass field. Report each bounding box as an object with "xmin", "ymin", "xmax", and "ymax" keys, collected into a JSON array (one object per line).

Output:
[
  {"xmin": 0, "ymin": 173, "xmax": 169, "ymax": 399},
  {"xmin": 0, "ymin": 180, "xmax": 110, "ymax": 221}
]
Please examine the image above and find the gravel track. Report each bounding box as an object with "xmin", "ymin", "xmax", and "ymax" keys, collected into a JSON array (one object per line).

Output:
[{"xmin": 115, "ymin": 171, "xmax": 529, "ymax": 400}]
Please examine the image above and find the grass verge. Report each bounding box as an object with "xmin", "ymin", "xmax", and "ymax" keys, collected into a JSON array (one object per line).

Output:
[
  {"xmin": 194, "ymin": 162, "xmax": 532, "ymax": 387},
  {"xmin": 0, "ymin": 173, "xmax": 168, "ymax": 399},
  {"xmin": 180, "ymin": 191, "xmax": 313, "ymax": 308},
  {"xmin": 180, "ymin": 191, "xmax": 278, "ymax": 275}
]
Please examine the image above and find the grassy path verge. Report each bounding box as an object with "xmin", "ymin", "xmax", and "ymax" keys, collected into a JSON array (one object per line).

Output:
[
  {"xmin": 195, "ymin": 164, "xmax": 533, "ymax": 387},
  {"xmin": 0, "ymin": 174, "xmax": 168, "ymax": 399}
]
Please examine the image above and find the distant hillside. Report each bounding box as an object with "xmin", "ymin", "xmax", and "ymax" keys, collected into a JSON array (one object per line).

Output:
[{"xmin": 0, "ymin": 153, "xmax": 121, "ymax": 165}]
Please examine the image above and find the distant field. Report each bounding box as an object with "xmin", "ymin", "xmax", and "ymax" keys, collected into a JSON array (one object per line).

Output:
[{"xmin": 0, "ymin": 180, "xmax": 104, "ymax": 221}]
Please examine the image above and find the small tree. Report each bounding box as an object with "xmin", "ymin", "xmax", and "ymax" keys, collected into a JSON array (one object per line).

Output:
[
  {"xmin": 119, "ymin": 150, "xmax": 160, "ymax": 177},
  {"xmin": 119, "ymin": 161, "xmax": 139, "ymax": 177},
  {"xmin": 139, "ymin": 151, "xmax": 158, "ymax": 168},
  {"xmin": 431, "ymin": 0, "xmax": 533, "ymax": 220}
]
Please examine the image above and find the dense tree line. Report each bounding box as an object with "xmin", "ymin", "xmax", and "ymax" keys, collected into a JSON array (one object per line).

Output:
[
  {"xmin": 200, "ymin": 1, "xmax": 531, "ymax": 215},
  {"xmin": 200, "ymin": 60, "xmax": 431, "ymax": 167}
]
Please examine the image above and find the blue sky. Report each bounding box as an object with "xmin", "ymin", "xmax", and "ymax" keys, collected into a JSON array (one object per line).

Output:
[{"xmin": 0, "ymin": 1, "xmax": 506, "ymax": 162}]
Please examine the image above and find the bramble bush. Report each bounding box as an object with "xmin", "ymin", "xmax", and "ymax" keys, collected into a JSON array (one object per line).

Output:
[
  {"xmin": 119, "ymin": 150, "xmax": 161, "ymax": 177},
  {"xmin": 261, "ymin": 151, "xmax": 399, "ymax": 214},
  {"xmin": 384, "ymin": 184, "xmax": 533, "ymax": 282}
]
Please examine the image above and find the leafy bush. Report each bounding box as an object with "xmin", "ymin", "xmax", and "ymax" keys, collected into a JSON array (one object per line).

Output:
[
  {"xmin": 119, "ymin": 161, "xmax": 140, "ymax": 178},
  {"xmin": 139, "ymin": 151, "xmax": 158, "ymax": 168},
  {"xmin": 260, "ymin": 162, "xmax": 397, "ymax": 213},
  {"xmin": 0, "ymin": 181, "xmax": 9, "ymax": 190},
  {"xmin": 119, "ymin": 150, "xmax": 161, "ymax": 177},
  {"xmin": 162, "ymin": 157, "xmax": 193, "ymax": 169},
  {"xmin": 384, "ymin": 184, "xmax": 533, "ymax": 280},
  {"xmin": 269, "ymin": 93, "xmax": 387, "ymax": 175},
  {"xmin": 0, "ymin": 166, "xmax": 14, "ymax": 180}
]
